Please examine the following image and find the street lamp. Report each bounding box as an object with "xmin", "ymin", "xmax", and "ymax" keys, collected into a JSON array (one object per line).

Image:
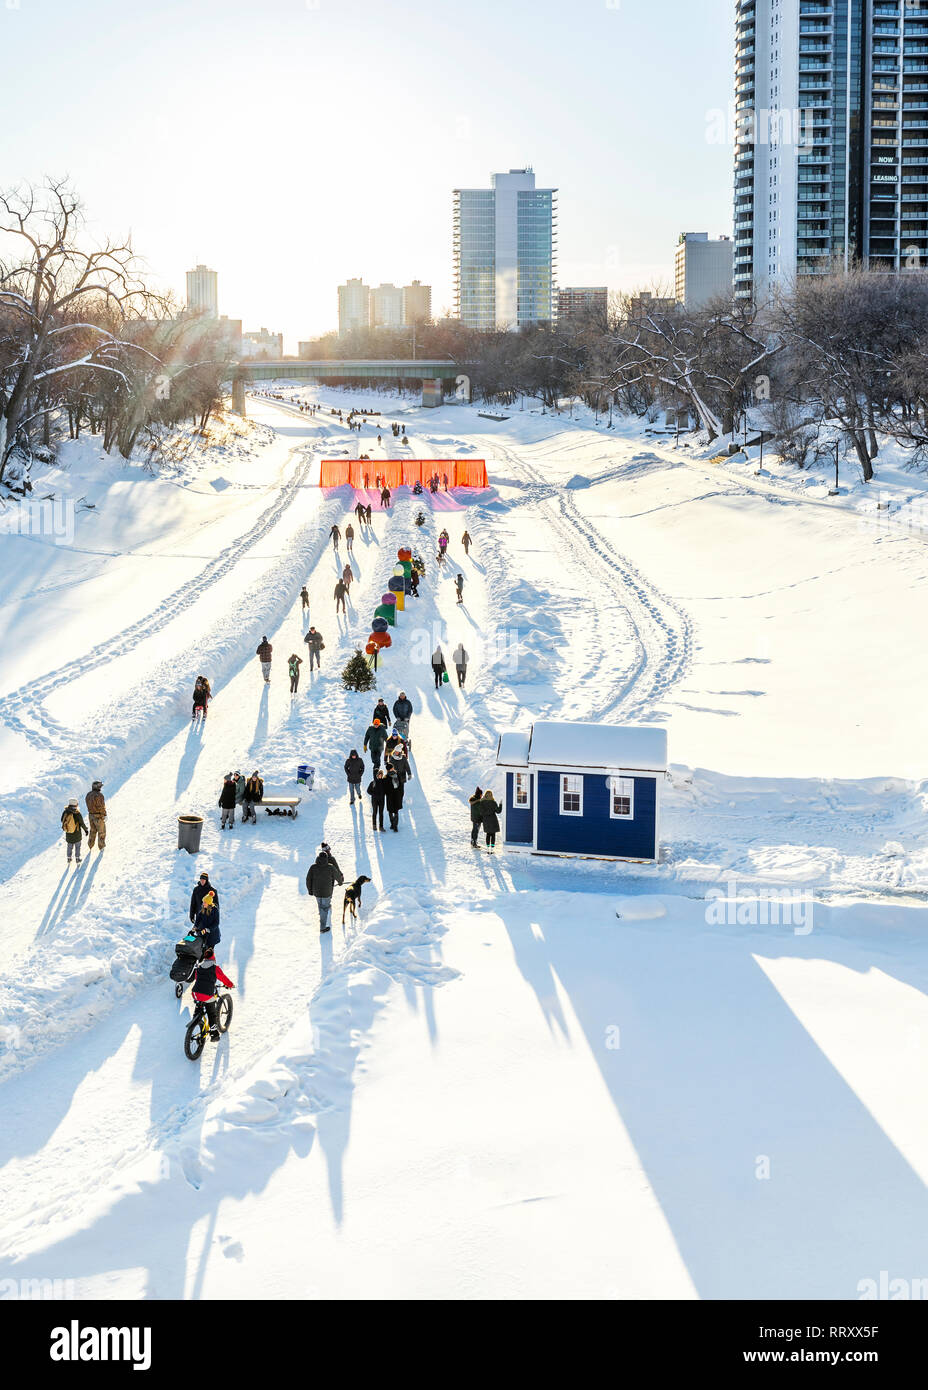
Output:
[{"xmin": 828, "ymin": 438, "xmax": 839, "ymax": 495}]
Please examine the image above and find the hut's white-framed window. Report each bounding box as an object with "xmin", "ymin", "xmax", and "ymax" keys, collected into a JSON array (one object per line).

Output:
[
  {"xmin": 560, "ymin": 774, "xmax": 583, "ymax": 816},
  {"xmin": 514, "ymin": 772, "xmax": 531, "ymax": 808},
  {"xmin": 609, "ymin": 776, "xmax": 635, "ymax": 820}
]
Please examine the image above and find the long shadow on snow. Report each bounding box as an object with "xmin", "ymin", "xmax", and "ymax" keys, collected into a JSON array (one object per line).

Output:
[{"xmin": 497, "ymin": 899, "xmax": 928, "ymax": 1298}]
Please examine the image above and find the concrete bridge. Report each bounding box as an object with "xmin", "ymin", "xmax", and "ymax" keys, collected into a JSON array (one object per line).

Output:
[{"xmin": 230, "ymin": 359, "xmax": 466, "ymax": 413}]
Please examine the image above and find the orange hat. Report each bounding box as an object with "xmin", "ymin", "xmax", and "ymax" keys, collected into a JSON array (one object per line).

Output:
[{"xmin": 373, "ymin": 719, "xmax": 381, "ymax": 726}]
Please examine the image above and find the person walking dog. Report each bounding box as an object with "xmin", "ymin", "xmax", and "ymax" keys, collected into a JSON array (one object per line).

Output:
[{"xmin": 306, "ymin": 847, "xmax": 344, "ymax": 934}]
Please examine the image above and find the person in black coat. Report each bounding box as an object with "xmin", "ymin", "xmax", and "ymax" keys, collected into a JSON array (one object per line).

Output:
[
  {"xmin": 305, "ymin": 849, "xmax": 344, "ymax": 934},
  {"xmin": 367, "ymin": 770, "xmax": 388, "ymax": 831},
  {"xmin": 387, "ymin": 749, "xmax": 412, "ymax": 805},
  {"xmin": 431, "ymin": 646, "xmax": 447, "ymax": 690},
  {"xmin": 384, "ymin": 767, "xmax": 403, "ymax": 831},
  {"xmin": 373, "ymin": 698, "xmax": 390, "ymax": 727},
  {"xmin": 189, "ymin": 873, "xmax": 220, "ymax": 924},
  {"xmin": 392, "ymin": 693, "xmax": 413, "ymax": 742},
  {"xmin": 219, "ymin": 774, "xmax": 237, "ymax": 829},
  {"xmin": 193, "ymin": 892, "xmax": 221, "ymax": 950},
  {"xmin": 480, "ymin": 790, "xmax": 503, "ymax": 851},
  {"xmin": 344, "ymin": 749, "xmax": 365, "ymax": 805}
]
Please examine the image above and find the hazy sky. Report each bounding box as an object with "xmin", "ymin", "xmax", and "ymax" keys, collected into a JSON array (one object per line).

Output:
[{"xmin": 0, "ymin": 0, "xmax": 735, "ymax": 349}]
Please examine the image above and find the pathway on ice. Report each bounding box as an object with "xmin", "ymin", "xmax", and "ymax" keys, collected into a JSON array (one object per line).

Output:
[{"xmin": 0, "ymin": 401, "xmax": 515, "ymax": 1279}]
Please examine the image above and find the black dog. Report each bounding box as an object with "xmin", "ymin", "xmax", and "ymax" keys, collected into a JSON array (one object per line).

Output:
[{"xmin": 342, "ymin": 875, "xmax": 372, "ymax": 924}]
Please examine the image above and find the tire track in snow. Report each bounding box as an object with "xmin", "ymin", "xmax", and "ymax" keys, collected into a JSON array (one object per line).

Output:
[{"xmin": 483, "ymin": 436, "xmax": 693, "ymax": 723}]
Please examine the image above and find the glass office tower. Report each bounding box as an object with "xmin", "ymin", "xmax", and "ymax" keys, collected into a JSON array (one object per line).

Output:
[{"xmin": 453, "ymin": 170, "xmax": 557, "ymax": 330}]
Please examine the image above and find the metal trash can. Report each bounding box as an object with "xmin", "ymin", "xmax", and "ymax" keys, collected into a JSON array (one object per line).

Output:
[{"xmin": 177, "ymin": 814, "xmax": 204, "ymax": 854}]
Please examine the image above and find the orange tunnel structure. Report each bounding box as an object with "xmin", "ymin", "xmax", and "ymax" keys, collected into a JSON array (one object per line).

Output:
[{"xmin": 319, "ymin": 459, "xmax": 488, "ymax": 489}]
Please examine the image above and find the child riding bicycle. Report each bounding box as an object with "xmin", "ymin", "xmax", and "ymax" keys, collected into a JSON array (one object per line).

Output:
[{"xmin": 191, "ymin": 948, "xmax": 234, "ymax": 1041}]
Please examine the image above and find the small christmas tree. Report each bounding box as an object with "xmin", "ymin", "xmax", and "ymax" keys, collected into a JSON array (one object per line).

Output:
[{"xmin": 342, "ymin": 648, "xmax": 376, "ymax": 693}]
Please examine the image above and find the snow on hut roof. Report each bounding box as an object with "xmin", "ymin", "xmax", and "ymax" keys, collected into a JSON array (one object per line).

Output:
[
  {"xmin": 497, "ymin": 729, "xmax": 531, "ymax": 767},
  {"xmin": 528, "ymin": 722, "xmax": 668, "ymax": 772}
]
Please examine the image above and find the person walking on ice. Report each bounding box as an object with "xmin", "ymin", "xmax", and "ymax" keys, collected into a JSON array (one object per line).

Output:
[
  {"xmin": 190, "ymin": 871, "xmax": 220, "ymax": 924},
  {"xmin": 305, "ymin": 846, "xmax": 344, "ymax": 934},
  {"xmin": 61, "ymin": 798, "xmax": 88, "ymax": 865},
  {"xmin": 380, "ymin": 486, "xmax": 391, "ymax": 509},
  {"xmin": 480, "ymin": 789, "xmax": 502, "ymax": 851},
  {"xmin": 256, "ymin": 636, "xmax": 273, "ymax": 683},
  {"xmin": 453, "ymin": 641, "xmax": 469, "ymax": 687},
  {"xmin": 300, "ymin": 585, "xmax": 310, "ymax": 616},
  {"xmin": 367, "ymin": 769, "xmax": 388, "ymax": 832},
  {"xmin": 288, "ymin": 653, "xmax": 303, "ymax": 693},
  {"xmin": 345, "ymin": 523, "xmax": 354, "ymax": 552},
  {"xmin": 455, "ymin": 573, "xmax": 464, "ymax": 605},
  {"xmin": 462, "ymin": 529, "xmax": 473, "ymax": 556},
  {"xmin": 342, "ymin": 563, "xmax": 353, "ymax": 593},
  {"xmin": 364, "ymin": 718, "xmax": 387, "ymax": 770},
  {"xmin": 330, "ymin": 523, "xmax": 341, "ymax": 550},
  {"xmin": 304, "ymin": 626, "xmax": 324, "ymax": 670},
  {"xmin": 85, "ymin": 780, "xmax": 106, "ymax": 852},
  {"xmin": 385, "ymin": 764, "xmax": 403, "ymax": 832},
  {"xmin": 334, "ymin": 578, "xmax": 348, "ymax": 614},
  {"xmin": 392, "ymin": 691, "xmax": 413, "ymax": 744},
  {"xmin": 192, "ymin": 675, "xmax": 211, "ymax": 722},
  {"xmin": 431, "ymin": 645, "xmax": 447, "ymax": 689},
  {"xmin": 344, "ymin": 749, "xmax": 365, "ymax": 805},
  {"xmin": 469, "ymin": 786, "xmax": 484, "ymax": 847}
]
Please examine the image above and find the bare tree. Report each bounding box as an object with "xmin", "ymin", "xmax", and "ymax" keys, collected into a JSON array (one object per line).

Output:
[{"xmin": 0, "ymin": 179, "xmax": 164, "ymax": 479}]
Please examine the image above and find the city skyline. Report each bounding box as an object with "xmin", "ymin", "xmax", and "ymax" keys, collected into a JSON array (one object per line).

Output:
[{"xmin": 0, "ymin": 0, "xmax": 734, "ymax": 351}]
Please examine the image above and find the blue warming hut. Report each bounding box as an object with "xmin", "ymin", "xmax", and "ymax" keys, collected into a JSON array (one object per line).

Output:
[{"xmin": 495, "ymin": 721, "xmax": 668, "ymax": 863}]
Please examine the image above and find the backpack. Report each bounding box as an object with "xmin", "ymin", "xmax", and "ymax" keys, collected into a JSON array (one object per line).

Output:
[{"xmin": 63, "ymin": 811, "xmax": 76, "ymax": 834}]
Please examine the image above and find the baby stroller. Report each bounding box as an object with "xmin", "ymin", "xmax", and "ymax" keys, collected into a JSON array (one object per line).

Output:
[{"xmin": 170, "ymin": 932, "xmax": 204, "ymax": 999}]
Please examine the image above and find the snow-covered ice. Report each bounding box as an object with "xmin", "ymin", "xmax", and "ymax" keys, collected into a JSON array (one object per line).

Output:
[{"xmin": 1, "ymin": 386, "xmax": 927, "ymax": 1300}]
